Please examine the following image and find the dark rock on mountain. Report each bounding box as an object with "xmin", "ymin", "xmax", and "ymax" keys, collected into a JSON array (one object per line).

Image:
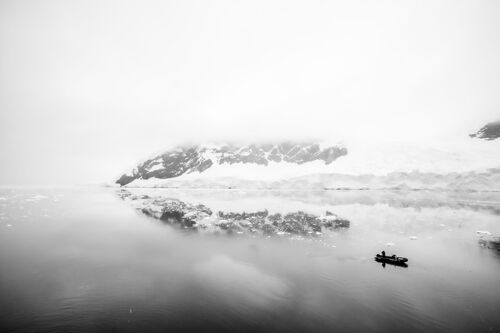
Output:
[
  {"xmin": 116, "ymin": 142, "xmax": 348, "ymax": 186},
  {"xmin": 470, "ymin": 121, "xmax": 500, "ymax": 140}
]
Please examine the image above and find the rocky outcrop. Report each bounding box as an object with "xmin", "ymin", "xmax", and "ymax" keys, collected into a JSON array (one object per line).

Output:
[
  {"xmin": 116, "ymin": 143, "xmax": 347, "ymax": 186},
  {"xmin": 117, "ymin": 190, "xmax": 212, "ymax": 227},
  {"xmin": 117, "ymin": 189, "xmax": 350, "ymax": 237},
  {"xmin": 470, "ymin": 121, "xmax": 500, "ymax": 140},
  {"xmin": 216, "ymin": 209, "xmax": 350, "ymax": 235},
  {"xmin": 478, "ymin": 236, "xmax": 500, "ymax": 252}
]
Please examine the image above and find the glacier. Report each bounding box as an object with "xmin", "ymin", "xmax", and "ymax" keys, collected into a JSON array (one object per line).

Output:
[{"xmin": 116, "ymin": 139, "xmax": 500, "ymax": 191}]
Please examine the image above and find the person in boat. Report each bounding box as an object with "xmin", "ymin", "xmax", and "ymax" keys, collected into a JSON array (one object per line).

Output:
[{"xmin": 381, "ymin": 251, "xmax": 386, "ymax": 257}]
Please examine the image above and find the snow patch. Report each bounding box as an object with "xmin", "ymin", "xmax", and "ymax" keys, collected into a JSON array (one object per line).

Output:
[{"xmin": 147, "ymin": 163, "xmax": 164, "ymax": 172}]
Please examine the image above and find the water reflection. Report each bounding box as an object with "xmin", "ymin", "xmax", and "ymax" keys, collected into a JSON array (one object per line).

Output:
[
  {"xmin": 0, "ymin": 187, "xmax": 499, "ymax": 332},
  {"xmin": 117, "ymin": 189, "xmax": 351, "ymax": 238},
  {"xmin": 120, "ymin": 187, "xmax": 500, "ymax": 215}
]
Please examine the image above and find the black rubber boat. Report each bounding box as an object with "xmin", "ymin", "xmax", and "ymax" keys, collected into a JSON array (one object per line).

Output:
[{"xmin": 374, "ymin": 254, "xmax": 408, "ymax": 267}]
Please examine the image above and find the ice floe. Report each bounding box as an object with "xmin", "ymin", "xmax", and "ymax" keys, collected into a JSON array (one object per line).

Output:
[{"xmin": 25, "ymin": 195, "xmax": 49, "ymax": 202}]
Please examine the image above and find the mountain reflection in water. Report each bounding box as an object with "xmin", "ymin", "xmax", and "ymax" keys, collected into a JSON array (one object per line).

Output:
[{"xmin": 0, "ymin": 187, "xmax": 499, "ymax": 332}]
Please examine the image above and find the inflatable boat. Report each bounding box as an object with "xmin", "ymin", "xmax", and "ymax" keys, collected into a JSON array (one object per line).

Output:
[{"xmin": 374, "ymin": 254, "xmax": 408, "ymax": 266}]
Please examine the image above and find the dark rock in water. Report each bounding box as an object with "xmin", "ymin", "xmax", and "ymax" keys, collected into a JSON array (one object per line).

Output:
[
  {"xmin": 161, "ymin": 210, "xmax": 192, "ymax": 227},
  {"xmin": 116, "ymin": 142, "xmax": 348, "ymax": 186},
  {"xmin": 117, "ymin": 189, "xmax": 132, "ymax": 199},
  {"xmin": 141, "ymin": 207, "xmax": 154, "ymax": 217},
  {"xmin": 479, "ymin": 236, "xmax": 500, "ymax": 251},
  {"xmin": 261, "ymin": 224, "xmax": 276, "ymax": 235},
  {"xmin": 319, "ymin": 212, "xmax": 351, "ymax": 229},
  {"xmin": 218, "ymin": 210, "xmax": 269, "ymax": 220},
  {"xmin": 268, "ymin": 213, "xmax": 282, "ymax": 224},
  {"xmin": 282, "ymin": 211, "xmax": 319, "ymax": 234},
  {"xmin": 132, "ymin": 196, "xmax": 213, "ymax": 224},
  {"xmin": 158, "ymin": 199, "xmax": 212, "ymax": 228},
  {"xmin": 280, "ymin": 217, "xmax": 306, "ymax": 234},
  {"xmin": 213, "ymin": 209, "xmax": 351, "ymax": 236},
  {"xmin": 215, "ymin": 220, "xmax": 245, "ymax": 234},
  {"xmin": 335, "ymin": 219, "xmax": 350, "ymax": 228},
  {"xmin": 117, "ymin": 190, "xmax": 350, "ymax": 237}
]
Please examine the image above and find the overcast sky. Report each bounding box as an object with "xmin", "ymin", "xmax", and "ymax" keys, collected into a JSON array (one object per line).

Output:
[{"xmin": 1, "ymin": 0, "xmax": 499, "ymax": 185}]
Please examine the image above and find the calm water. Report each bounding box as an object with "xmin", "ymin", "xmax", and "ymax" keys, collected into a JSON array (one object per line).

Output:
[{"xmin": 1, "ymin": 187, "xmax": 500, "ymax": 332}]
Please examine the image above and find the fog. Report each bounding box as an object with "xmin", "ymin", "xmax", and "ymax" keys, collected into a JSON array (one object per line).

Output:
[{"xmin": 1, "ymin": 0, "xmax": 499, "ymax": 185}]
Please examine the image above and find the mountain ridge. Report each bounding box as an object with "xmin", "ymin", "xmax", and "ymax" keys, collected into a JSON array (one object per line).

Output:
[{"xmin": 116, "ymin": 142, "xmax": 348, "ymax": 186}]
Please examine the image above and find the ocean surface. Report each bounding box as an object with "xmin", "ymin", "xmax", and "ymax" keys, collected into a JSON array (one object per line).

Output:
[{"xmin": 1, "ymin": 187, "xmax": 500, "ymax": 332}]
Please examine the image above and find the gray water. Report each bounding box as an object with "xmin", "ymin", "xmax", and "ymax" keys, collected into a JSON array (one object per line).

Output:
[{"xmin": 1, "ymin": 187, "xmax": 500, "ymax": 332}]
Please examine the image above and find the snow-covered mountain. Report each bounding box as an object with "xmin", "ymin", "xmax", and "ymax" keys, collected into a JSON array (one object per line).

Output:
[
  {"xmin": 116, "ymin": 143, "xmax": 348, "ymax": 186},
  {"xmin": 116, "ymin": 136, "xmax": 500, "ymax": 190},
  {"xmin": 470, "ymin": 121, "xmax": 500, "ymax": 140}
]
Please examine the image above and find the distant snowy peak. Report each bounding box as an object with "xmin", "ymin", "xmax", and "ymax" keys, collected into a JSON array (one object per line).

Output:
[
  {"xmin": 116, "ymin": 143, "xmax": 348, "ymax": 186},
  {"xmin": 470, "ymin": 121, "xmax": 500, "ymax": 140}
]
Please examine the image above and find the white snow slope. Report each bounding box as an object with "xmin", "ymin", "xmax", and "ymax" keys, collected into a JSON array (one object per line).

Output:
[{"xmin": 124, "ymin": 139, "xmax": 500, "ymax": 188}]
